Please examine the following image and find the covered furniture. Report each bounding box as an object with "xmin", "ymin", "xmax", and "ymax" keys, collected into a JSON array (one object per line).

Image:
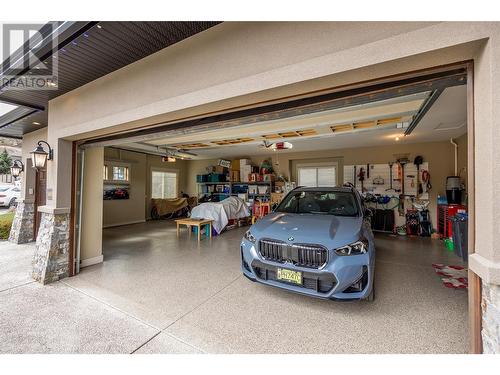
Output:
[{"xmin": 190, "ymin": 196, "xmax": 250, "ymax": 234}]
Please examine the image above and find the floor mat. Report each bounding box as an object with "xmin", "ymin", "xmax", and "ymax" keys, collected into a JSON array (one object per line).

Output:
[{"xmin": 432, "ymin": 264, "xmax": 468, "ymax": 289}]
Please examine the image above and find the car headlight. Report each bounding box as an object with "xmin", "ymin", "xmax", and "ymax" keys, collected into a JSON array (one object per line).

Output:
[
  {"xmin": 244, "ymin": 230, "xmax": 256, "ymax": 243},
  {"xmin": 335, "ymin": 239, "xmax": 368, "ymax": 256}
]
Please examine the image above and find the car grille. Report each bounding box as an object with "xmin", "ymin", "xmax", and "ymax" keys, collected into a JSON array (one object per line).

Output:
[
  {"xmin": 258, "ymin": 239, "xmax": 328, "ymax": 269},
  {"xmin": 252, "ymin": 262, "xmax": 336, "ymax": 294}
]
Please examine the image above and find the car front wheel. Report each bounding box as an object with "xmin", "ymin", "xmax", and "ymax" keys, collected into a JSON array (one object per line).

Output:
[{"xmin": 366, "ymin": 282, "xmax": 375, "ymax": 302}]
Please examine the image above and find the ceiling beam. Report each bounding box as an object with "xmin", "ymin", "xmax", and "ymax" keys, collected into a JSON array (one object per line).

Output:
[{"xmin": 404, "ymin": 88, "xmax": 444, "ymax": 136}]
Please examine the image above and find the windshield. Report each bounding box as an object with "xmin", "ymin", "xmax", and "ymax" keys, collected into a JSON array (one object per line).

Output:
[{"xmin": 276, "ymin": 190, "xmax": 359, "ymax": 217}]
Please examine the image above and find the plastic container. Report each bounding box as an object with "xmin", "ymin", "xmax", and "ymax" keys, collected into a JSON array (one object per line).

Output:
[
  {"xmin": 197, "ymin": 174, "xmax": 208, "ymax": 183},
  {"xmin": 451, "ymin": 215, "xmax": 468, "ymax": 261},
  {"xmin": 444, "ymin": 238, "xmax": 454, "ymax": 252}
]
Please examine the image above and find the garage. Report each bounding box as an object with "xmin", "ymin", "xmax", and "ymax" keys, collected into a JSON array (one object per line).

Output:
[{"xmin": 67, "ymin": 64, "xmax": 471, "ymax": 353}]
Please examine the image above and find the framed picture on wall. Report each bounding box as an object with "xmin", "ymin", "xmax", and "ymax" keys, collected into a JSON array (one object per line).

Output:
[{"xmin": 103, "ymin": 185, "xmax": 130, "ymax": 200}]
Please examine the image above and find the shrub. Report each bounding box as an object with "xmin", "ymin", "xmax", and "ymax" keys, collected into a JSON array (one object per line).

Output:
[{"xmin": 0, "ymin": 212, "xmax": 15, "ymax": 240}]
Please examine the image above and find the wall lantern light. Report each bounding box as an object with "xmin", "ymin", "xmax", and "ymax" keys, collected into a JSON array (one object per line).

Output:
[
  {"xmin": 30, "ymin": 141, "xmax": 53, "ymax": 170},
  {"xmin": 10, "ymin": 159, "xmax": 24, "ymax": 178}
]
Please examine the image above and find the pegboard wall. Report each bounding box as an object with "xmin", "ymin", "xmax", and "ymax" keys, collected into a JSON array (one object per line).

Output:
[{"xmin": 343, "ymin": 162, "xmax": 430, "ymax": 200}]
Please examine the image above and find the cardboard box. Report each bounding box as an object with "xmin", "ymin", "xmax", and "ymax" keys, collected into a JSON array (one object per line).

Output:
[
  {"xmin": 258, "ymin": 185, "xmax": 269, "ymax": 194},
  {"xmin": 230, "ymin": 170, "xmax": 240, "ymax": 182},
  {"xmin": 240, "ymin": 165, "xmax": 252, "ymax": 182},
  {"xmin": 240, "ymin": 158, "xmax": 252, "ymax": 166},
  {"xmin": 249, "ymin": 173, "xmax": 260, "ymax": 182},
  {"xmin": 214, "ymin": 165, "xmax": 229, "ymax": 174},
  {"xmin": 231, "ymin": 159, "xmax": 240, "ymax": 171}
]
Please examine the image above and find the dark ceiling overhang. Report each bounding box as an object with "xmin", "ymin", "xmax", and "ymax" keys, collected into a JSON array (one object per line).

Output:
[{"xmin": 0, "ymin": 21, "xmax": 220, "ymax": 139}]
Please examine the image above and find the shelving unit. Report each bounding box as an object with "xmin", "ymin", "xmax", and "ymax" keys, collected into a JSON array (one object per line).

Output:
[{"xmin": 197, "ymin": 181, "xmax": 274, "ymax": 202}]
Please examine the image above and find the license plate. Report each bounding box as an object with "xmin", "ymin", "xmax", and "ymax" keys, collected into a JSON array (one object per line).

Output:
[{"xmin": 276, "ymin": 268, "xmax": 302, "ymax": 285}]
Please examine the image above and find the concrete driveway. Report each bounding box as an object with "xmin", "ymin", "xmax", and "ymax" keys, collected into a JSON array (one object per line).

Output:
[{"xmin": 0, "ymin": 223, "xmax": 468, "ymax": 354}]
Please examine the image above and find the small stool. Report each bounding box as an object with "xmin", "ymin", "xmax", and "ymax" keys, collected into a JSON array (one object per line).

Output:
[{"xmin": 175, "ymin": 218, "xmax": 213, "ymax": 242}]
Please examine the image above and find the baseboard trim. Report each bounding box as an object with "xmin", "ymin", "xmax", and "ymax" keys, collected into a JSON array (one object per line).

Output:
[
  {"xmin": 103, "ymin": 219, "xmax": 146, "ymax": 228},
  {"xmin": 80, "ymin": 254, "xmax": 104, "ymax": 268}
]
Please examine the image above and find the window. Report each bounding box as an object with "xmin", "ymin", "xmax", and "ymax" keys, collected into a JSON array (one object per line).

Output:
[
  {"xmin": 152, "ymin": 170, "xmax": 177, "ymax": 199},
  {"xmin": 103, "ymin": 165, "xmax": 108, "ymax": 180},
  {"xmin": 298, "ymin": 166, "xmax": 336, "ymax": 187},
  {"xmin": 112, "ymin": 166, "xmax": 129, "ymax": 181}
]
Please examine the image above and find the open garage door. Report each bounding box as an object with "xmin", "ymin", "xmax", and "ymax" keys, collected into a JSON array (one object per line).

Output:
[{"xmin": 71, "ymin": 62, "xmax": 476, "ymax": 353}]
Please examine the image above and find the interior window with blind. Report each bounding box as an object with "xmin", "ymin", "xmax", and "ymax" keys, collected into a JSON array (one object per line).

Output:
[
  {"xmin": 112, "ymin": 166, "xmax": 129, "ymax": 181},
  {"xmin": 152, "ymin": 171, "xmax": 177, "ymax": 199},
  {"xmin": 298, "ymin": 166, "xmax": 337, "ymax": 187}
]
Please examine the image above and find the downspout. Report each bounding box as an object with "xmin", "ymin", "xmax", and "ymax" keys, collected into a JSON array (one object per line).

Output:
[
  {"xmin": 75, "ymin": 148, "xmax": 85, "ymax": 274},
  {"xmin": 450, "ymin": 138, "xmax": 458, "ymax": 176}
]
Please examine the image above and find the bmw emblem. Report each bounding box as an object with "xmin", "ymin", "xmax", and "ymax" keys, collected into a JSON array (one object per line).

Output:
[{"xmin": 288, "ymin": 236, "xmax": 294, "ymax": 242}]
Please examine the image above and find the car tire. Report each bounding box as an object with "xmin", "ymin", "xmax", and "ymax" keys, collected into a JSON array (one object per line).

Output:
[{"xmin": 366, "ymin": 283, "xmax": 375, "ymax": 302}]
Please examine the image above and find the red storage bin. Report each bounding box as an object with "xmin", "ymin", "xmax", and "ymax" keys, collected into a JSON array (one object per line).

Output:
[{"xmin": 437, "ymin": 204, "xmax": 466, "ymax": 239}]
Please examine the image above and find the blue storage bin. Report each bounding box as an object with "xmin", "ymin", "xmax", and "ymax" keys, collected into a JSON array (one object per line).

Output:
[{"xmin": 197, "ymin": 174, "xmax": 208, "ymax": 183}]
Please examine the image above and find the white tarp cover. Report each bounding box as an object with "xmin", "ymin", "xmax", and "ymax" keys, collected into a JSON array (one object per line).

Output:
[{"xmin": 190, "ymin": 197, "xmax": 250, "ymax": 234}]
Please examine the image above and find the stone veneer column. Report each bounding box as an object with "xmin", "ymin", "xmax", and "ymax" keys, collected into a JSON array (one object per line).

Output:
[
  {"xmin": 31, "ymin": 209, "xmax": 70, "ymax": 284},
  {"xmin": 481, "ymin": 282, "xmax": 500, "ymax": 353},
  {"xmin": 8, "ymin": 200, "xmax": 35, "ymax": 244}
]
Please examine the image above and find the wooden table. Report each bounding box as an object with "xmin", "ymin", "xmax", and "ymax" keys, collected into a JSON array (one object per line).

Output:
[{"xmin": 175, "ymin": 218, "xmax": 213, "ymax": 242}]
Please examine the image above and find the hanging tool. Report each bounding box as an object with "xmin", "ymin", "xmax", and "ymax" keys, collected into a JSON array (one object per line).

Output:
[
  {"xmin": 358, "ymin": 167, "xmax": 366, "ymax": 192},
  {"xmin": 366, "ymin": 164, "xmax": 370, "ymax": 179},
  {"xmin": 386, "ymin": 162, "xmax": 394, "ymax": 191},
  {"xmin": 414, "ymin": 155, "xmax": 424, "ymax": 197},
  {"xmin": 397, "ymin": 158, "xmax": 409, "ymax": 216},
  {"xmin": 407, "ymin": 175, "xmax": 415, "ymax": 188},
  {"xmin": 421, "ymin": 170, "xmax": 432, "ymax": 192}
]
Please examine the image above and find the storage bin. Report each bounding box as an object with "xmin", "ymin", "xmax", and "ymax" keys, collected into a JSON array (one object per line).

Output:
[
  {"xmin": 258, "ymin": 185, "xmax": 269, "ymax": 194},
  {"xmin": 209, "ymin": 173, "xmax": 227, "ymax": 182},
  {"xmin": 196, "ymin": 174, "xmax": 208, "ymax": 182}
]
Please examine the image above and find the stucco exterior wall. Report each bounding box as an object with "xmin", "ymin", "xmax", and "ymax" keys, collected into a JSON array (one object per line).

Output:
[
  {"xmin": 27, "ymin": 21, "xmax": 500, "ymax": 350},
  {"xmin": 80, "ymin": 147, "xmax": 103, "ymax": 266},
  {"xmin": 20, "ymin": 127, "xmax": 47, "ymax": 203}
]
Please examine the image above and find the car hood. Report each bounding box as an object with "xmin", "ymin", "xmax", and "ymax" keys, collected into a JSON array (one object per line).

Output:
[{"xmin": 250, "ymin": 212, "xmax": 363, "ymax": 249}]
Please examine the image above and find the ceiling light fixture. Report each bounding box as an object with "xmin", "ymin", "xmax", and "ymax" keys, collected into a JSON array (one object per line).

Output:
[
  {"xmin": 32, "ymin": 122, "xmax": 41, "ymax": 125},
  {"xmin": 97, "ymin": 24, "xmax": 102, "ymax": 29},
  {"xmin": 395, "ymin": 136, "xmax": 400, "ymax": 141}
]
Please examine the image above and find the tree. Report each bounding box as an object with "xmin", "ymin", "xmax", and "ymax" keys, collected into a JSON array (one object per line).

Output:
[{"xmin": 0, "ymin": 149, "xmax": 12, "ymax": 175}]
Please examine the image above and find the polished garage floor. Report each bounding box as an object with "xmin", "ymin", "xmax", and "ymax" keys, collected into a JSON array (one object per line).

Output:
[
  {"xmin": 0, "ymin": 221, "xmax": 468, "ymax": 353},
  {"xmin": 73, "ymin": 221, "xmax": 468, "ymax": 353}
]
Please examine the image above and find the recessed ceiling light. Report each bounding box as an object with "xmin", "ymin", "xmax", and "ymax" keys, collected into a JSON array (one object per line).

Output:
[
  {"xmin": 97, "ymin": 24, "xmax": 102, "ymax": 29},
  {"xmin": 395, "ymin": 136, "xmax": 400, "ymax": 141},
  {"xmin": 32, "ymin": 122, "xmax": 41, "ymax": 125}
]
